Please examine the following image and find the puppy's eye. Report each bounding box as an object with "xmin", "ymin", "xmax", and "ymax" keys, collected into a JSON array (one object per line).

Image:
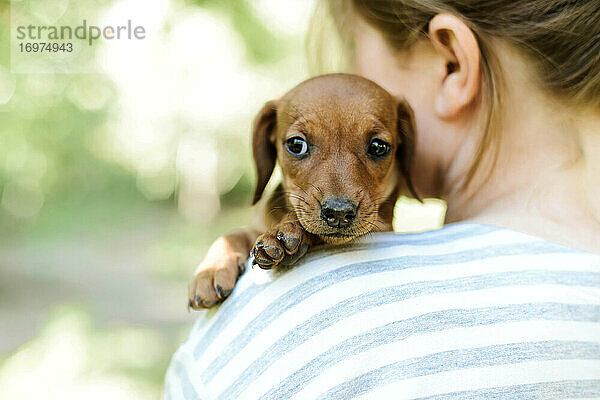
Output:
[
  {"xmin": 285, "ymin": 137, "xmax": 309, "ymax": 156},
  {"xmin": 367, "ymin": 138, "xmax": 391, "ymax": 158}
]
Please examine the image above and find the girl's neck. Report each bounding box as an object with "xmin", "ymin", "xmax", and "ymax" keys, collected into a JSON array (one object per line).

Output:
[{"xmin": 444, "ymin": 91, "xmax": 600, "ymax": 253}]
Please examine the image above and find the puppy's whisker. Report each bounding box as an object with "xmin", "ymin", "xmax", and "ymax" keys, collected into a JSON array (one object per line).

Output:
[
  {"xmin": 287, "ymin": 193, "xmax": 312, "ymax": 207},
  {"xmin": 306, "ymin": 183, "xmax": 324, "ymax": 207},
  {"xmin": 292, "ymin": 183, "xmax": 323, "ymax": 209}
]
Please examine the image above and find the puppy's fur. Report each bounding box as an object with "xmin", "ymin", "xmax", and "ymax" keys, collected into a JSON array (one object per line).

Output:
[{"xmin": 188, "ymin": 74, "xmax": 418, "ymax": 309}]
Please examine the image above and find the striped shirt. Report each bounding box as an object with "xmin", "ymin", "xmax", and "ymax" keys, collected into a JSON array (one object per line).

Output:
[{"xmin": 164, "ymin": 223, "xmax": 600, "ymax": 399}]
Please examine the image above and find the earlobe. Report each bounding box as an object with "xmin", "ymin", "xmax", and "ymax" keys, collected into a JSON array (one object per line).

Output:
[
  {"xmin": 252, "ymin": 100, "xmax": 279, "ymax": 205},
  {"xmin": 429, "ymin": 13, "xmax": 481, "ymax": 118}
]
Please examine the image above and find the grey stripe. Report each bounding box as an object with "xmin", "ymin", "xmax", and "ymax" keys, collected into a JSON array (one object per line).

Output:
[
  {"xmin": 168, "ymin": 360, "xmax": 200, "ymax": 400},
  {"xmin": 195, "ymin": 240, "xmax": 575, "ymax": 364},
  {"xmin": 200, "ymin": 240, "xmax": 590, "ymax": 380},
  {"xmin": 217, "ymin": 270, "xmax": 600, "ymax": 398},
  {"xmin": 221, "ymin": 303, "xmax": 600, "ymax": 400},
  {"xmin": 347, "ymin": 223, "xmax": 493, "ymax": 245},
  {"xmin": 416, "ymin": 379, "xmax": 600, "ymax": 400},
  {"xmin": 192, "ymin": 224, "xmax": 497, "ymax": 358},
  {"xmin": 316, "ymin": 342, "xmax": 600, "ymax": 400},
  {"xmin": 307, "ymin": 224, "xmax": 498, "ymax": 257}
]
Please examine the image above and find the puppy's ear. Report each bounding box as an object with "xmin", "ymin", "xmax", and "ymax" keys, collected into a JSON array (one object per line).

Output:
[
  {"xmin": 252, "ymin": 100, "xmax": 279, "ymax": 205},
  {"xmin": 396, "ymin": 99, "xmax": 421, "ymax": 201}
]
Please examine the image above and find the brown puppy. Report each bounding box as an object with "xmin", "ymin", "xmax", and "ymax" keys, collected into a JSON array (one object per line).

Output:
[{"xmin": 188, "ymin": 73, "xmax": 418, "ymax": 309}]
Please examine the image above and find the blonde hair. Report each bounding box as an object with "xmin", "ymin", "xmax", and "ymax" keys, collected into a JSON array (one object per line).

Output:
[{"xmin": 308, "ymin": 0, "xmax": 600, "ymax": 191}]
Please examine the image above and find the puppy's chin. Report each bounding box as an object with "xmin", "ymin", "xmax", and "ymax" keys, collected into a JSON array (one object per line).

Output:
[
  {"xmin": 318, "ymin": 234, "xmax": 358, "ymax": 245},
  {"xmin": 294, "ymin": 213, "xmax": 375, "ymax": 245}
]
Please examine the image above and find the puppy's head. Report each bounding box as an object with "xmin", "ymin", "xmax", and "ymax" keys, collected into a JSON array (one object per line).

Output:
[{"xmin": 252, "ymin": 74, "xmax": 418, "ymax": 243}]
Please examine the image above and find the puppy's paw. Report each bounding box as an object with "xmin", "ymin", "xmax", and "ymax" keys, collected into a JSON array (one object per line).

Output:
[
  {"xmin": 252, "ymin": 222, "xmax": 309, "ymax": 269},
  {"xmin": 188, "ymin": 253, "xmax": 246, "ymax": 310}
]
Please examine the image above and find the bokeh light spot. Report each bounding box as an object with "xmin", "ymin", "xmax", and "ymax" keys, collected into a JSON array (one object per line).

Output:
[
  {"xmin": 1, "ymin": 179, "xmax": 45, "ymax": 218},
  {"xmin": 0, "ymin": 66, "xmax": 16, "ymax": 105}
]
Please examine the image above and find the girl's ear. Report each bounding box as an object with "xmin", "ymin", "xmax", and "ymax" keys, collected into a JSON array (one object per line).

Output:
[
  {"xmin": 252, "ymin": 100, "xmax": 279, "ymax": 204},
  {"xmin": 396, "ymin": 98, "xmax": 420, "ymax": 201},
  {"xmin": 428, "ymin": 13, "xmax": 481, "ymax": 119}
]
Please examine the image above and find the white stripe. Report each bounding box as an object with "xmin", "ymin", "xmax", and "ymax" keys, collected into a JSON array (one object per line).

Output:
[
  {"xmin": 354, "ymin": 360, "xmax": 600, "ymax": 400},
  {"xmin": 197, "ymin": 228, "xmax": 543, "ymax": 368},
  {"xmin": 230, "ymin": 287, "xmax": 600, "ymax": 400},
  {"xmin": 189, "ymin": 227, "xmax": 473, "ymax": 329},
  {"xmin": 294, "ymin": 320, "xmax": 600, "ymax": 400},
  {"xmin": 165, "ymin": 348, "xmax": 210, "ymax": 400},
  {"xmin": 339, "ymin": 223, "xmax": 471, "ymax": 244},
  {"xmin": 564, "ymin": 398, "xmax": 600, "ymax": 400},
  {"xmin": 353, "ymin": 223, "xmax": 537, "ymax": 245},
  {"xmin": 188, "ymin": 307, "xmax": 219, "ymax": 339},
  {"xmin": 208, "ymin": 252, "xmax": 600, "ymax": 387}
]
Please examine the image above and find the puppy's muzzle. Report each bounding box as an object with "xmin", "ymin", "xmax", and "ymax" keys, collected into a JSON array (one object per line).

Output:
[{"xmin": 320, "ymin": 197, "xmax": 358, "ymax": 228}]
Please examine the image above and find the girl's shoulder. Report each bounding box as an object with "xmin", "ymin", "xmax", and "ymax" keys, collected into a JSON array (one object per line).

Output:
[{"xmin": 165, "ymin": 223, "xmax": 600, "ymax": 400}]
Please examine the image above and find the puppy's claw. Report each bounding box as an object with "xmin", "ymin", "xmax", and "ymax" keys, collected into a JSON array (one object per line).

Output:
[
  {"xmin": 238, "ymin": 261, "xmax": 246, "ymax": 276},
  {"xmin": 252, "ymin": 221, "xmax": 309, "ymax": 269},
  {"xmin": 281, "ymin": 236, "xmax": 299, "ymax": 252},
  {"xmin": 263, "ymin": 245, "xmax": 283, "ymax": 260},
  {"xmin": 280, "ymin": 242, "xmax": 309, "ymax": 266},
  {"xmin": 254, "ymin": 252, "xmax": 275, "ymax": 267},
  {"xmin": 256, "ymin": 260, "xmax": 275, "ymax": 270},
  {"xmin": 216, "ymin": 285, "xmax": 233, "ymax": 300},
  {"xmin": 189, "ymin": 251, "xmax": 244, "ymax": 309}
]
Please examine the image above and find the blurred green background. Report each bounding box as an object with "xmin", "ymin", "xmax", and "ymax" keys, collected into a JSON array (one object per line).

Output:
[
  {"xmin": 0, "ymin": 0, "xmax": 318, "ymax": 398},
  {"xmin": 0, "ymin": 0, "xmax": 443, "ymax": 398}
]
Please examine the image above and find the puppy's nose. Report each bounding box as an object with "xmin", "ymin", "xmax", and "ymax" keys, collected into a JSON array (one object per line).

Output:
[{"xmin": 321, "ymin": 197, "xmax": 357, "ymax": 228}]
